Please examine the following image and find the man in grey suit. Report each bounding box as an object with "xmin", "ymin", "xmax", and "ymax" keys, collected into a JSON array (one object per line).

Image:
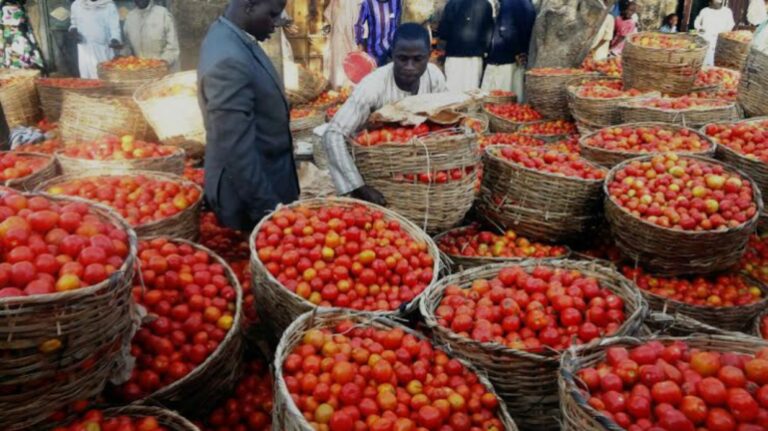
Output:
[{"xmin": 198, "ymin": 0, "xmax": 299, "ymax": 231}]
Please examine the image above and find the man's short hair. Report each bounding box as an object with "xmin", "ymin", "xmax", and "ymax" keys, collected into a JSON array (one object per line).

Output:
[{"xmin": 392, "ymin": 23, "xmax": 431, "ymax": 52}]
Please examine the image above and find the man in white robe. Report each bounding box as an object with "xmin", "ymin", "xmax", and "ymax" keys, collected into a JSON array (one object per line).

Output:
[
  {"xmin": 694, "ymin": 0, "xmax": 735, "ymax": 66},
  {"xmin": 323, "ymin": 0, "xmax": 362, "ymax": 88},
  {"xmin": 69, "ymin": 0, "xmax": 122, "ymax": 79}
]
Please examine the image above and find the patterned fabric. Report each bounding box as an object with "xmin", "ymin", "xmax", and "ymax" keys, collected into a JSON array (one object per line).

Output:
[
  {"xmin": 0, "ymin": 3, "xmax": 43, "ymax": 69},
  {"xmin": 322, "ymin": 63, "xmax": 447, "ymax": 194},
  {"xmin": 355, "ymin": 0, "xmax": 402, "ymax": 65}
]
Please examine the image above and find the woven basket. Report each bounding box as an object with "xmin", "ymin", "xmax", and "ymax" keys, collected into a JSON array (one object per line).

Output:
[
  {"xmin": 566, "ymin": 76, "xmax": 659, "ymax": 130},
  {"xmin": 579, "ymin": 122, "xmax": 717, "ymax": 168},
  {"xmin": 559, "ymin": 334, "xmax": 768, "ymax": 431},
  {"xmin": 274, "ymin": 309, "xmax": 520, "ymax": 431},
  {"xmin": 0, "ymin": 193, "xmax": 138, "ymax": 431},
  {"xmin": 604, "ymin": 154, "xmax": 762, "ymax": 276},
  {"xmin": 289, "ymin": 111, "xmax": 324, "ymax": 134},
  {"xmin": 55, "ymin": 147, "xmax": 185, "ymax": 176},
  {"xmin": 739, "ymin": 47, "xmax": 768, "ymax": 117},
  {"xmin": 753, "ymin": 306, "xmax": 768, "ymax": 339},
  {"xmin": 478, "ymin": 145, "xmax": 606, "ymax": 242},
  {"xmin": 525, "ymin": 70, "xmax": 594, "ymax": 120},
  {"xmin": 2, "ymin": 152, "xmax": 59, "ymax": 191},
  {"xmin": 249, "ymin": 197, "xmax": 441, "ymax": 338},
  {"xmin": 622, "ymin": 32, "xmax": 708, "ymax": 96},
  {"xmin": 102, "ymin": 406, "xmax": 199, "ymax": 431},
  {"xmin": 349, "ymin": 128, "xmax": 480, "ymax": 233},
  {"xmin": 620, "ymin": 99, "xmax": 741, "ymax": 128},
  {"xmin": 285, "ymin": 65, "xmax": 329, "ymax": 106},
  {"xmin": 134, "ymin": 71, "xmax": 205, "ymax": 158},
  {"xmin": 420, "ymin": 260, "xmax": 646, "ymax": 431},
  {"xmin": 97, "ymin": 61, "xmax": 169, "ymax": 96},
  {"xmin": 60, "ymin": 92, "xmax": 153, "ymax": 143},
  {"xmin": 35, "ymin": 78, "xmax": 106, "ymax": 121},
  {"xmin": 0, "ymin": 69, "xmax": 40, "ymax": 127},
  {"xmin": 644, "ymin": 309, "xmax": 743, "ymax": 336},
  {"xmin": 483, "ymin": 105, "xmax": 544, "ymax": 133},
  {"xmin": 484, "ymin": 93, "xmax": 517, "ymax": 105},
  {"xmin": 36, "ymin": 170, "xmax": 202, "ymax": 241},
  {"xmin": 715, "ymin": 31, "xmax": 752, "ymax": 71}
]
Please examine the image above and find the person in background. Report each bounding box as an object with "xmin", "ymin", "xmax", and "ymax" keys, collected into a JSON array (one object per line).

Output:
[
  {"xmin": 748, "ymin": 0, "xmax": 767, "ymax": 26},
  {"xmin": 355, "ymin": 0, "xmax": 402, "ymax": 66},
  {"xmin": 659, "ymin": 13, "xmax": 678, "ymax": 32},
  {"xmin": 438, "ymin": 0, "xmax": 493, "ymax": 92},
  {"xmin": 322, "ymin": 23, "xmax": 447, "ymax": 205},
  {"xmin": 591, "ymin": 13, "xmax": 615, "ymax": 60},
  {"xmin": 123, "ymin": 0, "xmax": 181, "ymax": 71},
  {"xmin": 69, "ymin": 0, "xmax": 122, "ymax": 79},
  {"xmin": 198, "ymin": 0, "xmax": 299, "ymax": 231},
  {"xmin": 481, "ymin": 0, "xmax": 535, "ymax": 97},
  {"xmin": 694, "ymin": 0, "xmax": 735, "ymax": 65},
  {"xmin": 0, "ymin": 0, "xmax": 44, "ymax": 69},
  {"xmin": 323, "ymin": 0, "xmax": 362, "ymax": 88},
  {"xmin": 610, "ymin": 0, "xmax": 638, "ymax": 57}
]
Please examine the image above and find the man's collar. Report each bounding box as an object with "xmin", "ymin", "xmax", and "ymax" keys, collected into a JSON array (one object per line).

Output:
[{"xmin": 221, "ymin": 16, "xmax": 259, "ymax": 44}]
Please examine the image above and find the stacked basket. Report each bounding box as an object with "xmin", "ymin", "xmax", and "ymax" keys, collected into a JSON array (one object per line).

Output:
[
  {"xmin": 59, "ymin": 92, "xmax": 154, "ymax": 143},
  {"xmin": 619, "ymin": 98, "xmax": 741, "ymax": 128},
  {"xmin": 97, "ymin": 59, "xmax": 169, "ymax": 96},
  {"xmin": 525, "ymin": 68, "xmax": 593, "ymax": 120},
  {"xmin": 566, "ymin": 76, "xmax": 657, "ymax": 134},
  {"xmin": 715, "ymin": 30, "xmax": 753, "ymax": 71},
  {"xmin": 35, "ymin": 77, "xmax": 106, "ymax": 121},
  {"xmin": 0, "ymin": 69, "xmax": 40, "ymax": 128},
  {"xmin": 738, "ymin": 47, "xmax": 768, "ymax": 117}
]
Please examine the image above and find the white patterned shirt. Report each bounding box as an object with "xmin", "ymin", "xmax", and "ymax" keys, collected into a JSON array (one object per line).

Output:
[{"xmin": 322, "ymin": 62, "xmax": 448, "ymax": 194}]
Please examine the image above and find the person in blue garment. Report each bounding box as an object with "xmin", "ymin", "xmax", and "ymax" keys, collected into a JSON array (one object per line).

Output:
[
  {"xmin": 355, "ymin": 0, "xmax": 402, "ymax": 66},
  {"xmin": 198, "ymin": 0, "xmax": 299, "ymax": 231},
  {"xmin": 480, "ymin": 0, "xmax": 535, "ymax": 98}
]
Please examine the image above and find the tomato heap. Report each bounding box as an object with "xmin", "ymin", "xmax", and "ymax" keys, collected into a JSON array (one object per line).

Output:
[
  {"xmin": 576, "ymin": 340, "xmax": 768, "ymax": 431},
  {"xmin": 633, "ymin": 33, "xmax": 699, "ymax": 49},
  {"xmin": 552, "ymin": 135, "xmax": 583, "ymax": 154},
  {"xmin": 0, "ymin": 193, "xmax": 130, "ymax": 298},
  {"xmin": 282, "ymin": 320, "xmax": 506, "ymax": 431},
  {"xmin": 479, "ymin": 133, "xmax": 546, "ymax": 151},
  {"xmin": 60, "ymin": 135, "xmax": 179, "ymax": 161},
  {"xmin": 583, "ymin": 125, "xmax": 711, "ymax": 154},
  {"xmin": 199, "ymin": 211, "xmax": 249, "ymax": 262},
  {"xmin": 607, "ymin": 153, "xmax": 758, "ymax": 230},
  {"xmin": 575, "ymin": 80, "xmax": 643, "ymax": 99},
  {"xmin": 53, "ymin": 410, "xmax": 168, "ymax": 431},
  {"xmin": 229, "ymin": 259, "xmax": 259, "ymax": 329},
  {"xmin": 436, "ymin": 265, "xmax": 627, "ymax": 351},
  {"xmin": 492, "ymin": 145, "xmax": 606, "ymax": 180},
  {"xmin": 696, "ymin": 68, "xmax": 740, "ymax": 90},
  {"xmin": 36, "ymin": 118, "xmax": 59, "ymax": 134},
  {"xmin": 622, "ymin": 266, "xmax": 762, "ymax": 307},
  {"xmin": 529, "ymin": 67, "xmax": 585, "ymax": 76},
  {"xmin": 398, "ymin": 167, "xmax": 476, "ymax": 185},
  {"xmin": 291, "ymin": 108, "xmax": 319, "ymax": 121},
  {"xmin": 518, "ymin": 120, "xmax": 577, "ymax": 136},
  {"xmin": 724, "ymin": 30, "xmax": 754, "ymax": 43},
  {"xmin": 704, "ymin": 121, "xmax": 768, "ymax": 163},
  {"xmin": 45, "ymin": 174, "xmax": 201, "ymax": 227},
  {"xmin": 113, "ymin": 238, "xmax": 237, "ymax": 401},
  {"xmin": 489, "ymin": 90, "xmax": 515, "ymax": 97},
  {"xmin": 309, "ymin": 88, "xmax": 351, "ymax": 108},
  {"xmin": 437, "ymin": 225, "xmax": 568, "ymax": 259},
  {"xmin": 639, "ymin": 96, "xmax": 731, "ymax": 110},
  {"xmin": 581, "ymin": 56, "xmax": 623, "ymax": 78},
  {"xmin": 0, "ymin": 152, "xmax": 48, "ymax": 181},
  {"xmin": 461, "ymin": 117, "xmax": 487, "ymax": 134},
  {"xmin": 37, "ymin": 77, "xmax": 103, "ymax": 89},
  {"xmin": 254, "ymin": 203, "xmax": 435, "ymax": 311},
  {"xmin": 355, "ymin": 124, "xmax": 447, "ymax": 147},
  {"xmin": 183, "ymin": 164, "xmax": 204, "ymax": 187},
  {"xmin": 485, "ymin": 104, "xmax": 543, "ymax": 123},
  {"xmin": 101, "ymin": 56, "xmax": 165, "ymax": 70},
  {"xmin": 15, "ymin": 138, "xmax": 62, "ymax": 155},
  {"xmin": 741, "ymin": 234, "xmax": 768, "ymax": 284}
]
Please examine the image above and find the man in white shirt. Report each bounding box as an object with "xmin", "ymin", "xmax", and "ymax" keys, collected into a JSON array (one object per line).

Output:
[
  {"xmin": 592, "ymin": 14, "xmax": 615, "ymax": 60},
  {"xmin": 322, "ymin": 23, "xmax": 448, "ymax": 205},
  {"xmin": 695, "ymin": 0, "xmax": 736, "ymax": 65}
]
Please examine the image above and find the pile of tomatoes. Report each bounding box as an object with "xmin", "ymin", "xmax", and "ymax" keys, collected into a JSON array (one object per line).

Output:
[
  {"xmin": 37, "ymin": 77, "xmax": 103, "ymax": 89},
  {"xmin": 183, "ymin": 164, "xmax": 204, "ymax": 187},
  {"xmin": 696, "ymin": 67, "xmax": 740, "ymax": 90},
  {"xmin": 529, "ymin": 68, "xmax": 585, "ymax": 76},
  {"xmin": 574, "ymin": 80, "xmax": 644, "ymax": 99},
  {"xmin": 741, "ymin": 234, "xmax": 768, "ymax": 284},
  {"xmin": 437, "ymin": 224, "xmax": 568, "ymax": 260},
  {"xmin": 518, "ymin": 120, "xmax": 577, "ymax": 137},
  {"xmin": 479, "ymin": 133, "xmax": 546, "ymax": 151},
  {"xmin": 704, "ymin": 120, "xmax": 768, "ymax": 164},
  {"xmin": 397, "ymin": 167, "xmax": 476, "ymax": 185},
  {"xmin": 52, "ymin": 410, "xmax": 168, "ymax": 431},
  {"xmin": 638, "ymin": 97, "xmax": 731, "ymax": 110},
  {"xmin": 291, "ymin": 108, "xmax": 320, "ymax": 121},
  {"xmin": 355, "ymin": 123, "xmax": 448, "ymax": 147},
  {"xmin": 583, "ymin": 125, "xmax": 711, "ymax": 154},
  {"xmin": 493, "ymin": 145, "xmax": 606, "ymax": 180},
  {"xmin": 199, "ymin": 211, "xmax": 249, "ymax": 262},
  {"xmin": 581, "ymin": 56, "xmax": 623, "ymax": 77},
  {"xmin": 101, "ymin": 56, "xmax": 165, "ymax": 71},
  {"xmin": 59, "ymin": 135, "xmax": 179, "ymax": 161},
  {"xmin": 0, "ymin": 152, "xmax": 48, "ymax": 181},
  {"xmin": 485, "ymin": 104, "xmax": 543, "ymax": 123},
  {"xmin": 16, "ymin": 138, "xmax": 61, "ymax": 155}
]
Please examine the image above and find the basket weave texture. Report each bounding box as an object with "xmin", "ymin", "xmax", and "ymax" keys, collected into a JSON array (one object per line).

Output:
[
  {"xmin": 420, "ymin": 260, "xmax": 646, "ymax": 431},
  {"xmin": 35, "ymin": 78, "xmax": 106, "ymax": 121},
  {"xmin": 622, "ymin": 32, "xmax": 708, "ymax": 95},
  {"xmin": 0, "ymin": 69, "xmax": 40, "ymax": 127},
  {"xmin": 0, "ymin": 193, "xmax": 138, "ymax": 430},
  {"xmin": 620, "ymin": 99, "xmax": 741, "ymax": 128},
  {"xmin": 273, "ymin": 309, "xmax": 520, "ymax": 431},
  {"xmin": 483, "ymin": 104, "xmax": 544, "ymax": 133},
  {"xmin": 715, "ymin": 31, "xmax": 752, "ymax": 71},
  {"xmin": 738, "ymin": 47, "xmax": 768, "ymax": 117},
  {"xmin": 2, "ymin": 152, "xmax": 59, "ymax": 191},
  {"xmin": 525, "ymin": 70, "xmax": 594, "ymax": 120},
  {"xmin": 97, "ymin": 61, "xmax": 169, "ymax": 96},
  {"xmin": 55, "ymin": 147, "xmax": 185, "ymax": 176},
  {"xmin": 60, "ymin": 92, "xmax": 153, "ymax": 143},
  {"xmin": 566, "ymin": 76, "xmax": 658, "ymax": 131},
  {"xmin": 483, "ymin": 94, "xmax": 517, "ymax": 105}
]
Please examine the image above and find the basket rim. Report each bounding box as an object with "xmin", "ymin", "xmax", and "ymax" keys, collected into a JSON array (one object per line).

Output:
[
  {"xmin": 626, "ymin": 31, "xmax": 709, "ymax": 52},
  {"xmin": 54, "ymin": 144, "xmax": 184, "ymax": 163},
  {"xmin": 349, "ymin": 126, "xmax": 476, "ymax": 150},
  {"xmin": 482, "ymin": 104, "xmax": 545, "ymax": 128},
  {"xmin": 619, "ymin": 98, "xmax": 738, "ymax": 113},
  {"xmin": 1, "ymin": 151, "xmax": 56, "ymax": 187},
  {"xmin": 484, "ymin": 144, "xmax": 608, "ymax": 184},
  {"xmin": 102, "ymin": 405, "xmax": 200, "ymax": 430},
  {"xmin": 702, "ymin": 117, "xmax": 768, "ymax": 166},
  {"xmin": 719, "ymin": 30, "xmax": 754, "ymax": 43},
  {"xmin": 98, "ymin": 59, "xmax": 168, "ymax": 73},
  {"xmin": 524, "ymin": 68, "xmax": 597, "ymax": 77},
  {"xmin": 133, "ymin": 70, "xmax": 197, "ymax": 103},
  {"xmin": 35, "ymin": 77, "xmax": 106, "ymax": 89},
  {"xmin": 603, "ymin": 153, "xmax": 764, "ymax": 236},
  {"xmin": 565, "ymin": 76, "xmax": 659, "ymax": 102},
  {"xmin": 578, "ymin": 122, "xmax": 717, "ymax": 158}
]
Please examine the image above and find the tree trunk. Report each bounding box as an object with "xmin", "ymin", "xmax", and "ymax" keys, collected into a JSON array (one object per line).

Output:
[{"xmin": 528, "ymin": 0, "xmax": 615, "ymax": 68}]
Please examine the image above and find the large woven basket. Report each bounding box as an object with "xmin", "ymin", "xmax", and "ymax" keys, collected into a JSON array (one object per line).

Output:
[
  {"xmin": 478, "ymin": 145, "xmax": 606, "ymax": 242},
  {"xmin": 525, "ymin": 69, "xmax": 594, "ymax": 120},
  {"xmin": 579, "ymin": 122, "xmax": 717, "ymax": 168},
  {"xmin": 483, "ymin": 105, "xmax": 544, "ymax": 133},
  {"xmin": 0, "ymin": 193, "xmax": 138, "ymax": 430},
  {"xmin": 739, "ymin": 47, "xmax": 768, "ymax": 117},
  {"xmin": 604, "ymin": 154, "xmax": 762, "ymax": 276},
  {"xmin": 102, "ymin": 406, "xmax": 199, "ymax": 431},
  {"xmin": 97, "ymin": 60, "xmax": 169, "ymax": 96},
  {"xmin": 620, "ymin": 99, "xmax": 741, "ymax": 128},
  {"xmin": 289, "ymin": 111, "xmax": 324, "ymax": 134},
  {"xmin": 349, "ymin": 128, "xmax": 480, "ymax": 233},
  {"xmin": 484, "ymin": 92, "xmax": 517, "ymax": 105},
  {"xmin": 274, "ymin": 309, "xmax": 520, "ymax": 431},
  {"xmin": 559, "ymin": 334, "xmax": 768, "ymax": 431},
  {"xmin": 285, "ymin": 64, "xmax": 329, "ymax": 106},
  {"xmin": 2, "ymin": 152, "xmax": 59, "ymax": 191},
  {"xmin": 566, "ymin": 76, "xmax": 658, "ymax": 132},
  {"xmin": 420, "ymin": 260, "xmax": 646, "ymax": 431},
  {"xmin": 60, "ymin": 92, "xmax": 153, "ymax": 143},
  {"xmin": 0, "ymin": 69, "xmax": 40, "ymax": 128},
  {"xmin": 622, "ymin": 32, "xmax": 708, "ymax": 96},
  {"xmin": 134, "ymin": 71, "xmax": 205, "ymax": 158},
  {"xmin": 36, "ymin": 170, "xmax": 202, "ymax": 241},
  {"xmin": 249, "ymin": 197, "xmax": 441, "ymax": 338},
  {"xmin": 715, "ymin": 31, "xmax": 753, "ymax": 71},
  {"xmin": 55, "ymin": 146, "xmax": 185, "ymax": 176},
  {"xmin": 35, "ymin": 78, "xmax": 106, "ymax": 121}
]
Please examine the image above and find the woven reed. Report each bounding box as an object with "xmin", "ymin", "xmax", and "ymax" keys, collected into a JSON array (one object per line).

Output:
[
  {"xmin": 484, "ymin": 94, "xmax": 517, "ymax": 105},
  {"xmin": 622, "ymin": 32, "xmax": 708, "ymax": 95},
  {"xmin": 525, "ymin": 70, "xmax": 594, "ymax": 120},
  {"xmin": 134, "ymin": 71, "xmax": 205, "ymax": 157},
  {"xmin": 753, "ymin": 306, "xmax": 768, "ymax": 339},
  {"xmin": 579, "ymin": 122, "xmax": 717, "ymax": 168},
  {"xmin": 55, "ymin": 147, "xmax": 185, "ymax": 176},
  {"xmin": 349, "ymin": 129, "xmax": 480, "ymax": 233},
  {"xmin": 738, "ymin": 47, "xmax": 768, "ymax": 117},
  {"xmin": 478, "ymin": 145, "xmax": 605, "ymax": 242},
  {"xmin": 483, "ymin": 105, "xmax": 544, "ymax": 133},
  {"xmin": 248, "ymin": 197, "xmax": 441, "ymax": 338},
  {"xmin": 0, "ymin": 69, "xmax": 40, "ymax": 127},
  {"xmin": 60, "ymin": 92, "xmax": 153, "ymax": 143},
  {"xmin": 286, "ymin": 66, "xmax": 329, "ymax": 106},
  {"xmin": 36, "ymin": 170, "xmax": 202, "ymax": 241},
  {"xmin": 560, "ymin": 334, "xmax": 768, "ymax": 431},
  {"xmin": 3, "ymin": 152, "xmax": 59, "ymax": 191},
  {"xmin": 274, "ymin": 309, "xmax": 520, "ymax": 431},
  {"xmin": 643, "ymin": 310, "xmax": 742, "ymax": 336},
  {"xmin": 604, "ymin": 154, "xmax": 762, "ymax": 276},
  {"xmin": 35, "ymin": 78, "xmax": 105, "ymax": 121},
  {"xmin": 0, "ymin": 193, "xmax": 138, "ymax": 431},
  {"xmin": 620, "ymin": 99, "xmax": 741, "ymax": 128},
  {"xmin": 566, "ymin": 76, "xmax": 659, "ymax": 129},
  {"xmin": 420, "ymin": 260, "xmax": 646, "ymax": 431},
  {"xmin": 715, "ymin": 32, "xmax": 752, "ymax": 71},
  {"xmin": 289, "ymin": 112, "xmax": 325, "ymax": 133},
  {"xmin": 102, "ymin": 406, "xmax": 199, "ymax": 431},
  {"xmin": 97, "ymin": 61, "xmax": 169, "ymax": 96}
]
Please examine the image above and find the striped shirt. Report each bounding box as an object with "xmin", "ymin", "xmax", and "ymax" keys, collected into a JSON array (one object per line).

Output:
[
  {"xmin": 322, "ymin": 63, "xmax": 448, "ymax": 194},
  {"xmin": 355, "ymin": 0, "xmax": 402, "ymax": 62}
]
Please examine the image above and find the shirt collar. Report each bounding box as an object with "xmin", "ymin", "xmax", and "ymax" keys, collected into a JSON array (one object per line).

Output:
[{"xmin": 220, "ymin": 16, "xmax": 259, "ymax": 45}]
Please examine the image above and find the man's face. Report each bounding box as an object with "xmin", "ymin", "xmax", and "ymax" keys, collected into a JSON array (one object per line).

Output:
[
  {"xmin": 134, "ymin": 0, "xmax": 150, "ymax": 9},
  {"xmin": 392, "ymin": 39, "xmax": 430, "ymax": 88},
  {"xmin": 711, "ymin": 0, "xmax": 723, "ymax": 8},
  {"xmin": 244, "ymin": 0, "xmax": 286, "ymax": 41}
]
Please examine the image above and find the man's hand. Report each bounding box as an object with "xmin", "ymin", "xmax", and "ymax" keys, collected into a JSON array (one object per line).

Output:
[
  {"xmin": 69, "ymin": 27, "xmax": 83, "ymax": 43},
  {"xmin": 351, "ymin": 185, "xmax": 387, "ymax": 206},
  {"xmin": 109, "ymin": 39, "xmax": 123, "ymax": 49}
]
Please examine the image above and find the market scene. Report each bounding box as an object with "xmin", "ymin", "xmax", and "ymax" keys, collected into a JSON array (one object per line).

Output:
[{"xmin": 3, "ymin": 0, "xmax": 768, "ymax": 429}]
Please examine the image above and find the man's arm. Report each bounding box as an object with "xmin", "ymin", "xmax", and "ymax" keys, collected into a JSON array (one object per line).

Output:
[
  {"xmin": 355, "ymin": 1, "xmax": 369, "ymax": 48},
  {"xmin": 107, "ymin": 3, "xmax": 122, "ymax": 47},
  {"xmin": 162, "ymin": 11, "xmax": 181, "ymax": 65}
]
